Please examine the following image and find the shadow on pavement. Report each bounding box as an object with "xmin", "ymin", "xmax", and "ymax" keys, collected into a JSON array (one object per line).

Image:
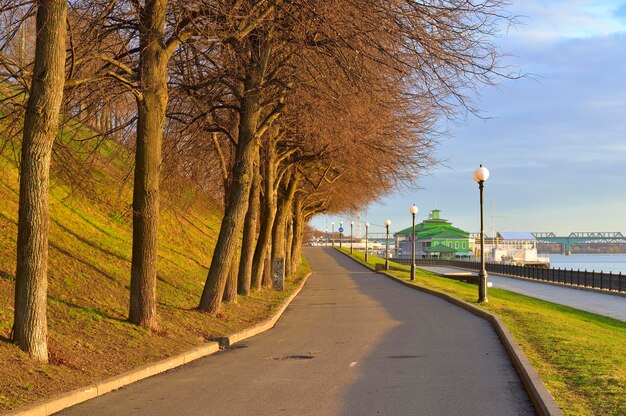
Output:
[{"xmin": 314, "ymin": 248, "xmax": 536, "ymax": 416}]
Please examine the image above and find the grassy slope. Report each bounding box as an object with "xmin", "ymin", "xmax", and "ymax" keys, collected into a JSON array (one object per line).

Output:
[
  {"xmin": 340, "ymin": 248, "xmax": 625, "ymax": 416},
  {"xmin": 0, "ymin": 140, "xmax": 310, "ymax": 411}
]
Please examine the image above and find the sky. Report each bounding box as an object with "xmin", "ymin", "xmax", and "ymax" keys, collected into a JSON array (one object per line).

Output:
[{"xmin": 312, "ymin": 0, "xmax": 626, "ymax": 237}]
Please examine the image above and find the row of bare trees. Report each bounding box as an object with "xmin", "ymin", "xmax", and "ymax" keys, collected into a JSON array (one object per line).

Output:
[{"xmin": 1, "ymin": 0, "xmax": 513, "ymax": 361}]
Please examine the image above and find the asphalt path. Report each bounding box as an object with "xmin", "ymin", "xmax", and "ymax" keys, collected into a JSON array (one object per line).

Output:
[
  {"xmin": 418, "ymin": 266, "xmax": 626, "ymax": 321},
  {"xmin": 58, "ymin": 247, "xmax": 535, "ymax": 416}
]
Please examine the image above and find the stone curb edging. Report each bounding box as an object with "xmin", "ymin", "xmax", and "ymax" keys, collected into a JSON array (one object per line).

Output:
[
  {"xmin": 4, "ymin": 271, "xmax": 313, "ymax": 416},
  {"xmin": 377, "ymin": 271, "xmax": 562, "ymax": 416},
  {"xmin": 3, "ymin": 342, "xmax": 220, "ymax": 416},
  {"xmin": 333, "ymin": 249, "xmax": 562, "ymax": 416},
  {"xmin": 219, "ymin": 272, "xmax": 313, "ymax": 348}
]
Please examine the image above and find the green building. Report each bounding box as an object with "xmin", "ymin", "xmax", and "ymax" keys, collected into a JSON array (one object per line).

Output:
[{"xmin": 395, "ymin": 209, "xmax": 473, "ymax": 258}]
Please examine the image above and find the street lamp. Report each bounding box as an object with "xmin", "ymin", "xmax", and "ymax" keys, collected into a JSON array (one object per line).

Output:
[
  {"xmin": 473, "ymin": 164, "xmax": 490, "ymax": 303},
  {"xmin": 410, "ymin": 205, "xmax": 418, "ymax": 281},
  {"xmin": 365, "ymin": 222, "xmax": 370, "ymax": 262},
  {"xmin": 350, "ymin": 221, "xmax": 354, "ymax": 254},
  {"xmin": 384, "ymin": 219, "xmax": 391, "ymax": 270},
  {"xmin": 339, "ymin": 221, "xmax": 344, "ymax": 249},
  {"xmin": 325, "ymin": 227, "xmax": 328, "ymax": 246},
  {"xmin": 331, "ymin": 222, "xmax": 335, "ymax": 246}
]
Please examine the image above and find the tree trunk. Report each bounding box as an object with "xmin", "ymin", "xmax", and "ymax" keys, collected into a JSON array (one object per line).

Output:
[
  {"xmin": 290, "ymin": 197, "xmax": 305, "ymax": 274},
  {"xmin": 129, "ymin": 0, "xmax": 168, "ymax": 329},
  {"xmin": 271, "ymin": 171, "xmax": 299, "ymax": 265},
  {"xmin": 237, "ymin": 153, "xmax": 261, "ymax": 295},
  {"xmin": 285, "ymin": 214, "xmax": 294, "ymax": 276},
  {"xmin": 251, "ymin": 143, "xmax": 277, "ymax": 291},
  {"xmin": 199, "ymin": 41, "xmax": 268, "ymax": 315},
  {"xmin": 13, "ymin": 0, "xmax": 67, "ymax": 362},
  {"xmin": 262, "ymin": 245, "xmax": 272, "ymax": 288},
  {"xmin": 222, "ymin": 241, "xmax": 239, "ymax": 303}
]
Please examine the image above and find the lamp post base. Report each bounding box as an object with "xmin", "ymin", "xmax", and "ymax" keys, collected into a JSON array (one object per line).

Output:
[
  {"xmin": 410, "ymin": 264, "xmax": 416, "ymax": 281},
  {"xmin": 478, "ymin": 269, "xmax": 488, "ymax": 303}
]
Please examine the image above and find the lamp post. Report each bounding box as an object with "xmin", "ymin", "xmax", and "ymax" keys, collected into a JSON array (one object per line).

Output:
[
  {"xmin": 410, "ymin": 205, "xmax": 418, "ymax": 281},
  {"xmin": 384, "ymin": 219, "xmax": 391, "ymax": 270},
  {"xmin": 325, "ymin": 228, "xmax": 328, "ymax": 246},
  {"xmin": 473, "ymin": 164, "xmax": 490, "ymax": 303},
  {"xmin": 331, "ymin": 222, "xmax": 335, "ymax": 246},
  {"xmin": 339, "ymin": 221, "xmax": 343, "ymax": 249},
  {"xmin": 365, "ymin": 222, "xmax": 370, "ymax": 262},
  {"xmin": 350, "ymin": 221, "xmax": 354, "ymax": 254}
]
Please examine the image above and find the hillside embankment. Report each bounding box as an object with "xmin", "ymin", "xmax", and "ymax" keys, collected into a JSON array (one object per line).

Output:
[{"xmin": 0, "ymin": 141, "xmax": 310, "ymax": 411}]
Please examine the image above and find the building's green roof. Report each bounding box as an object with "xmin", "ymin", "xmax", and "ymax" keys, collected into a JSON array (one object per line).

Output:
[
  {"xmin": 431, "ymin": 231, "xmax": 470, "ymax": 239},
  {"xmin": 426, "ymin": 244, "xmax": 458, "ymax": 253},
  {"xmin": 395, "ymin": 209, "xmax": 469, "ymax": 238}
]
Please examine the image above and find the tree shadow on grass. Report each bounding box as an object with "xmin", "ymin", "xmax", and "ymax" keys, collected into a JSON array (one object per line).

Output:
[
  {"xmin": 49, "ymin": 297, "xmax": 126, "ymax": 323},
  {"xmin": 50, "ymin": 217, "xmax": 129, "ymax": 263},
  {"xmin": 49, "ymin": 242, "xmax": 126, "ymax": 288},
  {"xmin": 0, "ymin": 211, "xmax": 17, "ymax": 229},
  {"xmin": 0, "ymin": 269, "xmax": 15, "ymax": 281},
  {"xmin": 159, "ymin": 244, "xmax": 210, "ymax": 270},
  {"xmin": 176, "ymin": 210, "xmax": 218, "ymax": 242},
  {"xmin": 156, "ymin": 274, "xmax": 189, "ymax": 293},
  {"xmin": 64, "ymin": 204, "xmax": 129, "ymax": 244}
]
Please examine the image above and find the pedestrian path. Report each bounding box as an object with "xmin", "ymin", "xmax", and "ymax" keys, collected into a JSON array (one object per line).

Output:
[
  {"xmin": 418, "ymin": 266, "xmax": 626, "ymax": 321},
  {"xmin": 58, "ymin": 247, "xmax": 535, "ymax": 416}
]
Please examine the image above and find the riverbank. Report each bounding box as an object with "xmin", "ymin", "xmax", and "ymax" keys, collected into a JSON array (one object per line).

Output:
[
  {"xmin": 417, "ymin": 265, "xmax": 626, "ymax": 321},
  {"xmin": 542, "ymin": 253, "xmax": 626, "ymax": 274}
]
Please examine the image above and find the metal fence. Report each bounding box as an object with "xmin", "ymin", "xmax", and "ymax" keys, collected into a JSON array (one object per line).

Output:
[{"xmin": 390, "ymin": 258, "xmax": 625, "ymax": 293}]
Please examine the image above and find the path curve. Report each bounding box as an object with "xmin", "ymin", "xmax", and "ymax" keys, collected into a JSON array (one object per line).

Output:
[{"xmin": 58, "ymin": 247, "xmax": 535, "ymax": 416}]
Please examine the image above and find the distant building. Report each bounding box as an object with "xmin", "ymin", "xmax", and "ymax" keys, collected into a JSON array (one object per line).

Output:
[
  {"xmin": 486, "ymin": 232, "xmax": 543, "ymax": 264},
  {"xmin": 395, "ymin": 209, "xmax": 473, "ymax": 258}
]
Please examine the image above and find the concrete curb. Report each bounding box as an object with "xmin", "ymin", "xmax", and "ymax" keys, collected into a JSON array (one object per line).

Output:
[
  {"xmin": 220, "ymin": 271, "xmax": 313, "ymax": 347},
  {"xmin": 334, "ymin": 249, "xmax": 562, "ymax": 416},
  {"xmin": 4, "ymin": 271, "xmax": 313, "ymax": 416},
  {"xmin": 377, "ymin": 271, "xmax": 562, "ymax": 416},
  {"xmin": 3, "ymin": 342, "xmax": 220, "ymax": 416}
]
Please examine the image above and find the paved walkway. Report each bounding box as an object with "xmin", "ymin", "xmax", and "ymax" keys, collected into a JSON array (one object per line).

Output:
[
  {"xmin": 419, "ymin": 266, "xmax": 626, "ymax": 321},
  {"xmin": 59, "ymin": 248, "xmax": 535, "ymax": 416}
]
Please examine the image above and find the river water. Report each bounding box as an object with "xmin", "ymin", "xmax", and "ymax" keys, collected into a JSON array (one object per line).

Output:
[{"xmin": 540, "ymin": 253, "xmax": 626, "ymax": 275}]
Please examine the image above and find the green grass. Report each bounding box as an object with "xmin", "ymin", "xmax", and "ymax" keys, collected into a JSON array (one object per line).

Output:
[{"xmin": 339, "ymin": 248, "xmax": 626, "ymax": 416}]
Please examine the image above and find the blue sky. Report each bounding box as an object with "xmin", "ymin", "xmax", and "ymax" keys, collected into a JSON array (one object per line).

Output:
[{"xmin": 312, "ymin": 0, "xmax": 626, "ymax": 237}]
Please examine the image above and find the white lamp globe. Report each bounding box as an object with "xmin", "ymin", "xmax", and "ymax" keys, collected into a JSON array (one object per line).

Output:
[
  {"xmin": 384, "ymin": 219, "xmax": 391, "ymax": 226},
  {"xmin": 409, "ymin": 205, "xmax": 418, "ymax": 215},
  {"xmin": 365, "ymin": 222, "xmax": 370, "ymax": 227},
  {"xmin": 473, "ymin": 165, "xmax": 490, "ymax": 183}
]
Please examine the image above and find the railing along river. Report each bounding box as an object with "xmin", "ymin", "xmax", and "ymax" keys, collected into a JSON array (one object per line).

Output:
[{"xmin": 390, "ymin": 258, "xmax": 625, "ymax": 293}]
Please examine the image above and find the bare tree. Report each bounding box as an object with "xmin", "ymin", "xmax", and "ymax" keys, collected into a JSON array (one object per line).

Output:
[
  {"xmin": 11, "ymin": 0, "xmax": 67, "ymax": 362},
  {"xmin": 64, "ymin": 0, "xmax": 208, "ymax": 329}
]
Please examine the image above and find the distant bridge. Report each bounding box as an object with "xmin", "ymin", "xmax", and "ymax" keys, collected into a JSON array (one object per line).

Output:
[{"xmin": 531, "ymin": 232, "xmax": 626, "ymax": 255}]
